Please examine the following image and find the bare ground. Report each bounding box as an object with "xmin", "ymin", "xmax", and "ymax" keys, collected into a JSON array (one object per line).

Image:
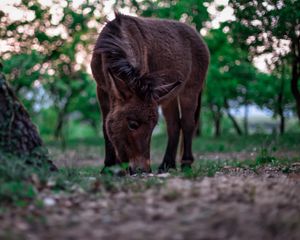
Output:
[
  {"xmin": 49, "ymin": 146, "xmax": 300, "ymax": 167},
  {"xmin": 1, "ymin": 159, "xmax": 300, "ymax": 240}
]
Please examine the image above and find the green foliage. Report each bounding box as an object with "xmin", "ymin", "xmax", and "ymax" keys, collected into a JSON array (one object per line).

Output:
[
  {"xmin": 251, "ymin": 63, "xmax": 294, "ymax": 118},
  {"xmin": 227, "ymin": 0, "xmax": 299, "ymax": 56},
  {"xmin": 227, "ymin": 0, "xmax": 300, "ymax": 121},
  {"xmin": 0, "ymin": 0, "xmax": 103, "ymax": 142},
  {"xmin": 205, "ymin": 28, "xmax": 257, "ymax": 106},
  {"xmin": 120, "ymin": 0, "xmax": 212, "ymax": 30}
]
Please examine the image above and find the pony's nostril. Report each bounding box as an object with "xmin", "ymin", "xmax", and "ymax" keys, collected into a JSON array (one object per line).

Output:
[
  {"xmin": 129, "ymin": 158, "xmax": 151, "ymax": 175},
  {"xmin": 134, "ymin": 167, "xmax": 144, "ymax": 174},
  {"xmin": 129, "ymin": 166, "xmax": 134, "ymax": 175},
  {"xmin": 129, "ymin": 167, "xmax": 143, "ymax": 174},
  {"xmin": 129, "ymin": 166, "xmax": 149, "ymax": 175}
]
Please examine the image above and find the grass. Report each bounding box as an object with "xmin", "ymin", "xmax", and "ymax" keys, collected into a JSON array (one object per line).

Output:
[
  {"xmin": 1, "ymin": 152, "xmax": 298, "ymax": 209},
  {"xmin": 179, "ymin": 156, "xmax": 297, "ymax": 179},
  {"xmin": 192, "ymin": 133, "xmax": 300, "ymax": 152},
  {"xmin": 1, "ymin": 133, "xmax": 299, "ymax": 209},
  {"xmin": 0, "ymin": 151, "xmax": 52, "ymax": 207},
  {"xmin": 46, "ymin": 132, "xmax": 300, "ymax": 153}
]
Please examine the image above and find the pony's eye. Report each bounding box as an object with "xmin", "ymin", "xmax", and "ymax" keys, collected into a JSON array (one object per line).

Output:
[{"xmin": 128, "ymin": 120, "xmax": 140, "ymax": 130}]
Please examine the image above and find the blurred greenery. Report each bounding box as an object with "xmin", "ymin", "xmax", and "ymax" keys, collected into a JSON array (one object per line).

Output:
[
  {"xmin": 0, "ymin": 0, "xmax": 299, "ymax": 145},
  {"xmin": 0, "ymin": 0, "xmax": 103, "ymax": 145}
]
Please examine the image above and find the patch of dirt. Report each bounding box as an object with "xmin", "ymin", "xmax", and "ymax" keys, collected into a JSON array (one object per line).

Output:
[
  {"xmin": 49, "ymin": 147, "xmax": 102, "ymax": 167},
  {"xmin": 1, "ymin": 168, "xmax": 300, "ymax": 240},
  {"xmin": 196, "ymin": 150, "xmax": 300, "ymax": 161},
  {"xmin": 50, "ymin": 148, "xmax": 300, "ymax": 167}
]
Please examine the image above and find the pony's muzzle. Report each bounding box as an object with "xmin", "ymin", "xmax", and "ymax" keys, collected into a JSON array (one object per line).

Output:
[{"xmin": 129, "ymin": 158, "xmax": 151, "ymax": 174}]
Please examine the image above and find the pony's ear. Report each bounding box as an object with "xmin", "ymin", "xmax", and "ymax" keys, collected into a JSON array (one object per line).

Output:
[
  {"xmin": 142, "ymin": 70, "xmax": 183, "ymax": 102},
  {"xmin": 153, "ymin": 80, "xmax": 182, "ymax": 102},
  {"xmin": 108, "ymin": 69, "xmax": 132, "ymax": 101}
]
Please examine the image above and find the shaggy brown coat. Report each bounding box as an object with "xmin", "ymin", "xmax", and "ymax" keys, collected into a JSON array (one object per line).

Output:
[{"xmin": 91, "ymin": 13, "xmax": 209, "ymax": 173}]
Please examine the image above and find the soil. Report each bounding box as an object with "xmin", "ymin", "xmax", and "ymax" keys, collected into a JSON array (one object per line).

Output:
[
  {"xmin": 1, "ymin": 157, "xmax": 300, "ymax": 240},
  {"xmin": 50, "ymin": 147, "xmax": 300, "ymax": 167}
]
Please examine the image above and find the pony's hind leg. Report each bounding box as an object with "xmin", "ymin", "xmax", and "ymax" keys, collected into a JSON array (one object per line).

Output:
[
  {"xmin": 179, "ymin": 90, "xmax": 201, "ymax": 170},
  {"xmin": 158, "ymin": 99, "xmax": 181, "ymax": 173}
]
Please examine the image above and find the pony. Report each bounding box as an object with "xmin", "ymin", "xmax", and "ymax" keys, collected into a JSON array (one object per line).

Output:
[{"xmin": 91, "ymin": 13, "xmax": 209, "ymax": 174}]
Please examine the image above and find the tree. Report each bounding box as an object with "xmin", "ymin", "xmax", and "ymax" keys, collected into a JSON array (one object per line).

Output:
[
  {"xmin": 205, "ymin": 29, "xmax": 257, "ymax": 137},
  {"xmin": 68, "ymin": 81, "xmax": 100, "ymax": 132},
  {"xmin": 0, "ymin": 70, "xmax": 56, "ymax": 170},
  {"xmin": 0, "ymin": 0, "xmax": 104, "ymax": 142},
  {"xmin": 1, "ymin": 51, "xmax": 44, "ymax": 112},
  {"xmin": 119, "ymin": 0, "xmax": 212, "ymax": 31},
  {"xmin": 228, "ymin": 0, "xmax": 300, "ymax": 121},
  {"xmin": 251, "ymin": 59, "xmax": 294, "ymax": 135}
]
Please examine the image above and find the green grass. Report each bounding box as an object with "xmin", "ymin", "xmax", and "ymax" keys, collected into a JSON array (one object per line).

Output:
[
  {"xmin": 1, "ymin": 132, "xmax": 299, "ymax": 209},
  {"xmin": 46, "ymin": 133, "xmax": 300, "ymax": 153},
  {"xmin": 0, "ymin": 151, "xmax": 52, "ymax": 207},
  {"xmin": 1, "ymin": 149, "xmax": 298, "ymax": 209},
  {"xmin": 180, "ymin": 156, "xmax": 297, "ymax": 179},
  {"xmin": 192, "ymin": 133, "xmax": 300, "ymax": 152}
]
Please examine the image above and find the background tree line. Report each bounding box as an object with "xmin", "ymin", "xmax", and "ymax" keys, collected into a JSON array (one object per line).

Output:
[{"xmin": 0, "ymin": 0, "xmax": 299, "ymax": 143}]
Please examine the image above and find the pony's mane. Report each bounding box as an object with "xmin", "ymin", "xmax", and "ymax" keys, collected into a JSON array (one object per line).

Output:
[{"xmin": 96, "ymin": 13, "xmax": 157, "ymax": 100}]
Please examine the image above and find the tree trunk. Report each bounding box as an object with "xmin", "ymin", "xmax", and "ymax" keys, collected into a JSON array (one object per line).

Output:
[
  {"xmin": 215, "ymin": 115, "xmax": 221, "ymax": 137},
  {"xmin": 54, "ymin": 96, "xmax": 72, "ymax": 149},
  {"xmin": 209, "ymin": 104, "xmax": 222, "ymax": 137},
  {"xmin": 0, "ymin": 72, "xmax": 56, "ymax": 170},
  {"xmin": 278, "ymin": 64, "xmax": 285, "ymax": 135},
  {"xmin": 224, "ymin": 99, "xmax": 243, "ymax": 136},
  {"xmin": 195, "ymin": 116, "xmax": 202, "ymax": 137},
  {"xmin": 279, "ymin": 111, "xmax": 285, "ymax": 135},
  {"xmin": 243, "ymin": 102, "xmax": 249, "ymax": 135},
  {"xmin": 53, "ymin": 89, "xmax": 79, "ymax": 148},
  {"xmin": 54, "ymin": 109, "xmax": 67, "ymax": 149},
  {"xmin": 90, "ymin": 120, "xmax": 99, "ymax": 134},
  {"xmin": 291, "ymin": 41, "xmax": 300, "ymax": 121},
  {"xmin": 54, "ymin": 110, "xmax": 64, "ymax": 140}
]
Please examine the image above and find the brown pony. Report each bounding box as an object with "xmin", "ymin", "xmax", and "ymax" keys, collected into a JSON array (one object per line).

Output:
[{"xmin": 91, "ymin": 12, "xmax": 209, "ymax": 174}]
